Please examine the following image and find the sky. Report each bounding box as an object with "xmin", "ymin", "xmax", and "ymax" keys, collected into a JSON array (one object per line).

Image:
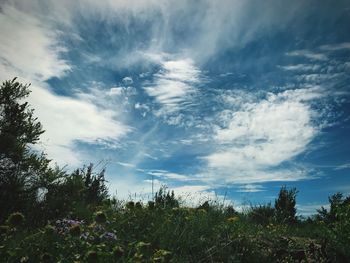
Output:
[{"xmin": 0, "ymin": 0, "xmax": 350, "ymax": 215}]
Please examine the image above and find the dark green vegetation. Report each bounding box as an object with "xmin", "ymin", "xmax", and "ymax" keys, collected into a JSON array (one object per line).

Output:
[{"xmin": 0, "ymin": 79, "xmax": 349, "ymax": 262}]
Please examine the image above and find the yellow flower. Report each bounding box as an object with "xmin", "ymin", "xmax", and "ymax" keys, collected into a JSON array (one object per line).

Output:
[{"xmin": 227, "ymin": 217, "xmax": 239, "ymax": 223}]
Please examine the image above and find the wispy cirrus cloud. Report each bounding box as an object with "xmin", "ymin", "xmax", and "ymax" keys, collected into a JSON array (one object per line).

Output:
[
  {"xmin": 0, "ymin": 3, "xmax": 131, "ymax": 166},
  {"xmin": 286, "ymin": 50, "xmax": 328, "ymax": 61},
  {"xmin": 0, "ymin": 5, "xmax": 70, "ymax": 81},
  {"xmin": 30, "ymin": 85, "xmax": 131, "ymax": 166},
  {"xmin": 320, "ymin": 42, "xmax": 350, "ymax": 51},
  {"xmin": 143, "ymin": 54, "xmax": 201, "ymax": 116}
]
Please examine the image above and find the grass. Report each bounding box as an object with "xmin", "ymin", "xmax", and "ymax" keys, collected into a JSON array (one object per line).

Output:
[{"xmin": 0, "ymin": 198, "xmax": 349, "ymax": 263}]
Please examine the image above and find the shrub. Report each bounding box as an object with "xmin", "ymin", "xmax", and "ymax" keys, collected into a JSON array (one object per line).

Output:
[
  {"xmin": 154, "ymin": 186, "xmax": 179, "ymax": 209},
  {"xmin": 248, "ymin": 203, "xmax": 275, "ymax": 225},
  {"xmin": 275, "ymin": 186, "xmax": 298, "ymax": 224}
]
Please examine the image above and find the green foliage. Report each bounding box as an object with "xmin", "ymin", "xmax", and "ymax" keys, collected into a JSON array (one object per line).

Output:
[
  {"xmin": 248, "ymin": 203, "xmax": 275, "ymax": 225},
  {"xmin": 0, "ymin": 79, "xmax": 109, "ymax": 225},
  {"xmin": 0, "ymin": 78, "xmax": 44, "ymax": 162},
  {"xmin": 1, "ymin": 194, "xmax": 348, "ymax": 262},
  {"xmin": 316, "ymin": 192, "xmax": 350, "ymax": 223},
  {"xmin": 0, "ymin": 78, "xmax": 49, "ymax": 223},
  {"xmin": 275, "ymin": 186, "xmax": 298, "ymax": 224},
  {"xmin": 154, "ymin": 186, "xmax": 179, "ymax": 209},
  {"xmin": 0, "ymin": 78, "xmax": 349, "ymax": 262}
]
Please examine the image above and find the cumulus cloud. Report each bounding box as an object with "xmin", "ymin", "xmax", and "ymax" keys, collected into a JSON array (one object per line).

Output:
[{"xmin": 203, "ymin": 87, "xmax": 324, "ymax": 183}]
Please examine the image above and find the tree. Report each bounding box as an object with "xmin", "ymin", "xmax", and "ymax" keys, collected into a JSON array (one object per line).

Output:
[
  {"xmin": 0, "ymin": 78, "xmax": 110, "ymax": 224},
  {"xmin": 274, "ymin": 186, "xmax": 298, "ymax": 224},
  {"xmin": 0, "ymin": 78, "xmax": 44, "ymax": 162},
  {"xmin": 316, "ymin": 192, "xmax": 350, "ymax": 223},
  {"xmin": 154, "ymin": 186, "xmax": 179, "ymax": 209},
  {"xmin": 0, "ymin": 78, "xmax": 47, "ymax": 222}
]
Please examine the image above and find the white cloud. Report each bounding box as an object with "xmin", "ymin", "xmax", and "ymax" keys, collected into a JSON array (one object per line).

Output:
[
  {"xmin": 237, "ymin": 184, "xmax": 265, "ymax": 193},
  {"xmin": 171, "ymin": 185, "xmax": 230, "ymax": 206},
  {"xmin": 143, "ymin": 54, "xmax": 201, "ymax": 114},
  {"xmin": 197, "ymin": 168, "xmax": 309, "ymax": 185},
  {"xmin": 0, "ymin": 5, "xmax": 70, "ymax": 82},
  {"xmin": 286, "ymin": 50, "xmax": 328, "ymax": 61},
  {"xmin": 296, "ymin": 203, "xmax": 329, "ymax": 216},
  {"xmin": 334, "ymin": 163, "xmax": 350, "ymax": 170},
  {"xmin": 29, "ymin": 85, "xmax": 131, "ymax": 166},
  {"xmin": 320, "ymin": 42, "xmax": 350, "ymax": 51},
  {"xmin": 116, "ymin": 162, "xmax": 135, "ymax": 168},
  {"xmin": 146, "ymin": 169, "xmax": 194, "ymax": 182},
  {"xmin": 0, "ymin": 4, "xmax": 130, "ymax": 166},
  {"xmin": 122, "ymin": 76, "xmax": 133, "ymax": 85},
  {"xmin": 280, "ymin": 64, "xmax": 321, "ymax": 72},
  {"xmin": 203, "ymin": 87, "xmax": 324, "ymax": 183}
]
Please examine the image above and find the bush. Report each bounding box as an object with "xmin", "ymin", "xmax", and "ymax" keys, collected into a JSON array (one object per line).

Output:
[
  {"xmin": 154, "ymin": 186, "xmax": 179, "ymax": 209},
  {"xmin": 275, "ymin": 186, "xmax": 298, "ymax": 224},
  {"xmin": 248, "ymin": 203, "xmax": 275, "ymax": 225}
]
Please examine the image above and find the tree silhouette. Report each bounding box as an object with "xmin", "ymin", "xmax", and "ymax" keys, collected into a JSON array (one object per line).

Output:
[
  {"xmin": 274, "ymin": 186, "xmax": 298, "ymax": 224},
  {"xmin": 0, "ymin": 78, "xmax": 43, "ymax": 162}
]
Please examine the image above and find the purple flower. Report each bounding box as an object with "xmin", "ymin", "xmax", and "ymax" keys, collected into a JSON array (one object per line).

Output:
[
  {"xmin": 55, "ymin": 218, "xmax": 84, "ymax": 234},
  {"xmin": 100, "ymin": 231, "xmax": 117, "ymax": 241}
]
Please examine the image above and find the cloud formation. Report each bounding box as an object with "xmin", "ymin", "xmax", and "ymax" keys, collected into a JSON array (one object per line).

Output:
[{"xmin": 143, "ymin": 54, "xmax": 201, "ymax": 115}]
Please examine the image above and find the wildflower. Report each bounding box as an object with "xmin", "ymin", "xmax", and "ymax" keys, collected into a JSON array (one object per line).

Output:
[
  {"xmin": 153, "ymin": 249, "xmax": 172, "ymax": 262},
  {"xmin": 100, "ymin": 231, "xmax": 117, "ymax": 241},
  {"xmin": 136, "ymin": 241, "xmax": 151, "ymax": 250},
  {"xmin": 55, "ymin": 219, "xmax": 84, "ymax": 234},
  {"xmin": 113, "ymin": 246, "xmax": 124, "ymax": 258},
  {"xmin": 95, "ymin": 211, "xmax": 107, "ymax": 224},
  {"xmin": 7, "ymin": 212, "xmax": 25, "ymax": 228},
  {"xmin": 69, "ymin": 224, "xmax": 81, "ymax": 236},
  {"xmin": 80, "ymin": 232, "xmax": 93, "ymax": 241},
  {"xmin": 86, "ymin": 250, "xmax": 98, "ymax": 263},
  {"xmin": 227, "ymin": 216, "xmax": 239, "ymax": 223},
  {"xmin": 20, "ymin": 256, "xmax": 29, "ymax": 263}
]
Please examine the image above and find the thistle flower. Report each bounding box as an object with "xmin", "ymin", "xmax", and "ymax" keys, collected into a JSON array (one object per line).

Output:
[{"xmin": 100, "ymin": 231, "xmax": 117, "ymax": 241}]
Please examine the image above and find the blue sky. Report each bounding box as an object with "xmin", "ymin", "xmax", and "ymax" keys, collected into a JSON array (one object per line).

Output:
[{"xmin": 0, "ymin": 0, "xmax": 349, "ymax": 215}]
